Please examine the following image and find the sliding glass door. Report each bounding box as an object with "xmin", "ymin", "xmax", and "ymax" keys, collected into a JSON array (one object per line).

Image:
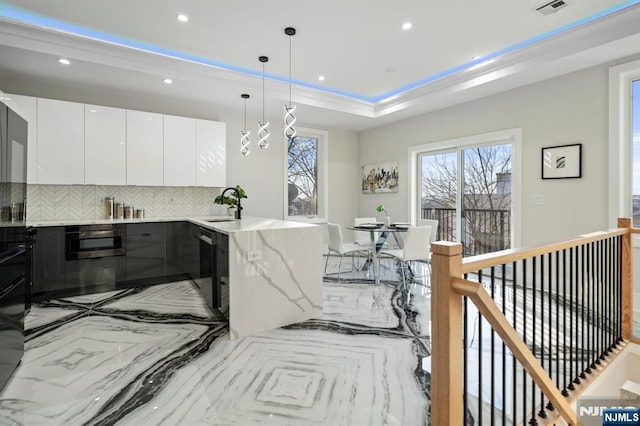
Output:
[{"xmin": 419, "ymin": 143, "xmax": 512, "ymax": 256}]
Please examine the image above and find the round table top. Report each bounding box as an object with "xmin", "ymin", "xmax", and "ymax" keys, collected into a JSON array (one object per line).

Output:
[{"xmin": 348, "ymin": 223, "xmax": 410, "ymax": 232}]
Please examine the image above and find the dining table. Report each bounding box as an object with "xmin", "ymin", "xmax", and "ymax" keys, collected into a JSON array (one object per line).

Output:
[{"xmin": 348, "ymin": 223, "xmax": 411, "ymax": 285}]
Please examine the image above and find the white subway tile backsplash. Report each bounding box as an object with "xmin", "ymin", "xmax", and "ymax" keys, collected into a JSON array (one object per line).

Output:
[{"xmin": 26, "ymin": 184, "xmax": 223, "ymax": 221}]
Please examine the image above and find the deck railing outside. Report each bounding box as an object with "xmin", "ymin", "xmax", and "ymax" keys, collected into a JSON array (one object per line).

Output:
[
  {"xmin": 430, "ymin": 218, "xmax": 635, "ymax": 425},
  {"xmin": 422, "ymin": 207, "xmax": 510, "ymax": 256}
]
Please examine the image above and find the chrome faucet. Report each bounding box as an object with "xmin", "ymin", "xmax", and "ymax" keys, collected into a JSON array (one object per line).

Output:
[{"xmin": 221, "ymin": 187, "xmax": 243, "ymax": 219}]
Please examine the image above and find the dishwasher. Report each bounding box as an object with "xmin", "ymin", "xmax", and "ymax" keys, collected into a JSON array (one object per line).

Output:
[{"xmin": 196, "ymin": 228, "xmax": 228, "ymax": 318}]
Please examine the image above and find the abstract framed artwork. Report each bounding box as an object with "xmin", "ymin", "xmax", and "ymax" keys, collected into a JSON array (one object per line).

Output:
[
  {"xmin": 541, "ymin": 143, "xmax": 582, "ymax": 179},
  {"xmin": 362, "ymin": 161, "xmax": 399, "ymax": 193}
]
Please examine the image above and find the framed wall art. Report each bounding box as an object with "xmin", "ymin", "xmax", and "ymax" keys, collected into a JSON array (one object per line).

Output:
[
  {"xmin": 541, "ymin": 143, "xmax": 582, "ymax": 179},
  {"xmin": 362, "ymin": 161, "xmax": 399, "ymax": 193}
]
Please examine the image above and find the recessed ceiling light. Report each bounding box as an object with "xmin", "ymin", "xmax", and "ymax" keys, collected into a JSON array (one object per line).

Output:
[
  {"xmin": 318, "ymin": 75, "xmax": 325, "ymax": 81},
  {"xmin": 177, "ymin": 14, "xmax": 188, "ymax": 22},
  {"xmin": 163, "ymin": 78, "xmax": 173, "ymax": 84},
  {"xmin": 402, "ymin": 22, "xmax": 412, "ymax": 30},
  {"xmin": 58, "ymin": 58, "xmax": 70, "ymax": 65}
]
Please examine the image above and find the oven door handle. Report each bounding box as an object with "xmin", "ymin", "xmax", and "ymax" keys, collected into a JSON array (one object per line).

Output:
[
  {"xmin": 199, "ymin": 234, "xmax": 212, "ymax": 245},
  {"xmin": 81, "ymin": 230, "xmax": 119, "ymax": 237}
]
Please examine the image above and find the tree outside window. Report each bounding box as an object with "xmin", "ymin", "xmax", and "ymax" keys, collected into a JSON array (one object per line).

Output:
[{"xmin": 288, "ymin": 136, "xmax": 318, "ymax": 216}]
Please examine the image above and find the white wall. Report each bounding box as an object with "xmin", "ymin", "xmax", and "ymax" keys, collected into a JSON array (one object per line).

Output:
[{"xmin": 359, "ymin": 63, "xmax": 613, "ymax": 248}]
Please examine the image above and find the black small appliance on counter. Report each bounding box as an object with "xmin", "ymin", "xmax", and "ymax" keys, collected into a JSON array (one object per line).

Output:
[{"xmin": 0, "ymin": 100, "xmax": 28, "ymax": 392}]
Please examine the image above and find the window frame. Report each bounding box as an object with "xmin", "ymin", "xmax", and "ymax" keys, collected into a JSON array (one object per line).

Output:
[
  {"xmin": 408, "ymin": 128, "xmax": 522, "ymax": 249},
  {"xmin": 283, "ymin": 126, "xmax": 328, "ymax": 223},
  {"xmin": 609, "ymin": 58, "xmax": 640, "ymax": 229}
]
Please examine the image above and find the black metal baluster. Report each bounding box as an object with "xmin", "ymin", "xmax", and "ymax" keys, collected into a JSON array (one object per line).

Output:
[
  {"xmin": 546, "ymin": 253, "xmax": 555, "ymax": 412},
  {"xmin": 463, "ymin": 273, "xmax": 469, "ymax": 424},
  {"xmin": 580, "ymin": 244, "xmax": 587, "ymax": 379},
  {"xmin": 572, "ymin": 246, "xmax": 581, "ymax": 388},
  {"xmin": 600, "ymin": 240, "xmax": 607, "ymax": 360},
  {"xmin": 502, "ymin": 263, "xmax": 507, "ymax": 426},
  {"xmin": 615, "ymin": 236, "xmax": 622, "ymax": 345},
  {"xmin": 513, "ymin": 261, "xmax": 518, "ymax": 422},
  {"xmin": 522, "ymin": 259, "xmax": 528, "ymax": 425},
  {"xmin": 490, "ymin": 266, "xmax": 496, "ymax": 425},
  {"xmin": 555, "ymin": 250, "xmax": 561, "ymax": 393},
  {"xmin": 529, "ymin": 257, "xmax": 538, "ymax": 425},
  {"xmin": 568, "ymin": 247, "xmax": 576, "ymax": 391},
  {"xmin": 597, "ymin": 240, "xmax": 603, "ymax": 364},
  {"xmin": 538, "ymin": 255, "xmax": 547, "ymax": 419},
  {"xmin": 589, "ymin": 242, "xmax": 596, "ymax": 372},
  {"xmin": 561, "ymin": 249, "xmax": 568, "ymax": 397},
  {"xmin": 477, "ymin": 270, "xmax": 483, "ymax": 426}
]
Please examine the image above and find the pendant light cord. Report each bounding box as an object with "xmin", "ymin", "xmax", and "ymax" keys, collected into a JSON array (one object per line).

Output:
[
  {"xmin": 288, "ymin": 35, "xmax": 292, "ymax": 107},
  {"xmin": 262, "ymin": 62, "xmax": 266, "ymax": 122}
]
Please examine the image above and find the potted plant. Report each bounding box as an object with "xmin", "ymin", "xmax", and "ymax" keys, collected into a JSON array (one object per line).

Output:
[
  {"xmin": 376, "ymin": 204, "xmax": 391, "ymax": 227},
  {"xmin": 214, "ymin": 185, "xmax": 247, "ymax": 216}
]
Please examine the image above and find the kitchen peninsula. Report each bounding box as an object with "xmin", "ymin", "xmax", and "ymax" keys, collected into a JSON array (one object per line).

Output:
[{"xmin": 28, "ymin": 216, "xmax": 323, "ymax": 339}]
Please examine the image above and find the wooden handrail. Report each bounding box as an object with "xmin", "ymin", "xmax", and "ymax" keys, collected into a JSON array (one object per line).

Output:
[
  {"xmin": 452, "ymin": 277, "xmax": 578, "ymax": 425},
  {"xmin": 461, "ymin": 228, "xmax": 627, "ymax": 274},
  {"xmin": 618, "ymin": 218, "xmax": 633, "ymax": 341}
]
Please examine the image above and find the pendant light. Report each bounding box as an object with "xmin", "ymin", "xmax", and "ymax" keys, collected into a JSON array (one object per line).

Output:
[
  {"xmin": 240, "ymin": 93, "xmax": 250, "ymax": 157},
  {"xmin": 284, "ymin": 27, "xmax": 297, "ymax": 141},
  {"xmin": 258, "ymin": 56, "xmax": 270, "ymax": 150}
]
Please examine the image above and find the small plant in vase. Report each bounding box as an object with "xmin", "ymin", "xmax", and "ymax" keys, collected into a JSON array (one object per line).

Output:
[
  {"xmin": 214, "ymin": 185, "xmax": 247, "ymax": 217},
  {"xmin": 376, "ymin": 204, "xmax": 391, "ymax": 227}
]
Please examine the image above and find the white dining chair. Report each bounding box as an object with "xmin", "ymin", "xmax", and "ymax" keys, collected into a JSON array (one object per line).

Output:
[
  {"xmin": 380, "ymin": 225, "xmax": 432, "ymax": 289},
  {"xmin": 325, "ymin": 223, "xmax": 368, "ymax": 282},
  {"xmin": 353, "ymin": 217, "xmax": 378, "ymax": 246}
]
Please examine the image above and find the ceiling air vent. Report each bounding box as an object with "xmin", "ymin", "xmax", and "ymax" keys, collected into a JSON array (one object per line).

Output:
[{"xmin": 536, "ymin": 0, "xmax": 567, "ymax": 15}]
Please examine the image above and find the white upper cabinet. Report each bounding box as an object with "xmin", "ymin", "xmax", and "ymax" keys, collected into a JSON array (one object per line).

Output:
[
  {"xmin": 126, "ymin": 109, "xmax": 163, "ymax": 186},
  {"xmin": 164, "ymin": 114, "xmax": 196, "ymax": 187},
  {"xmin": 5, "ymin": 94, "xmax": 37, "ymax": 184},
  {"xmin": 196, "ymin": 119, "xmax": 226, "ymax": 187},
  {"xmin": 37, "ymin": 98, "xmax": 85, "ymax": 184},
  {"xmin": 85, "ymin": 104, "xmax": 126, "ymax": 185}
]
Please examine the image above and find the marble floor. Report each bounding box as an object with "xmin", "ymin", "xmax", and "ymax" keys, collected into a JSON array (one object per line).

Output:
[{"xmin": 0, "ymin": 258, "xmax": 433, "ymax": 425}]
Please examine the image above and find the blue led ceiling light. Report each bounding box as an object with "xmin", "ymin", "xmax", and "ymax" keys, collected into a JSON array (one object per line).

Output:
[{"xmin": 1, "ymin": 0, "xmax": 640, "ymax": 104}]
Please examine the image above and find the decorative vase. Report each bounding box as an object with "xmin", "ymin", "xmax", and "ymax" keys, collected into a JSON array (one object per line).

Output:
[
  {"xmin": 227, "ymin": 206, "xmax": 236, "ymax": 217},
  {"xmin": 384, "ymin": 216, "xmax": 391, "ymax": 227}
]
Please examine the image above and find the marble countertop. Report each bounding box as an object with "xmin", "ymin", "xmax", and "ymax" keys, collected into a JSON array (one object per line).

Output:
[{"xmin": 27, "ymin": 216, "xmax": 318, "ymax": 234}]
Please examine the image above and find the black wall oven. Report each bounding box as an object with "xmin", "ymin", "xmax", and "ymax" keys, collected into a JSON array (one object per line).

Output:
[{"xmin": 65, "ymin": 224, "xmax": 126, "ymax": 260}]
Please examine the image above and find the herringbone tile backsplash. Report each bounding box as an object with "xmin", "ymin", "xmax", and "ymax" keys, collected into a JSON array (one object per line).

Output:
[{"xmin": 26, "ymin": 185, "xmax": 225, "ymax": 221}]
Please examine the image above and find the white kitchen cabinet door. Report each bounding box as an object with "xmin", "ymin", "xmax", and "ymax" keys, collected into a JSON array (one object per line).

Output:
[
  {"xmin": 164, "ymin": 115, "xmax": 196, "ymax": 186},
  {"xmin": 126, "ymin": 109, "xmax": 163, "ymax": 186},
  {"xmin": 5, "ymin": 94, "xmax": 37, "ymax": 184},
  {"xmin": 196, "ymin": 119, "xmax": 226, "ymax": 187},
  {"xmin": 85, "ymin": 104, "xmax": 126, "ymax": 185},
  {"xmin": 37, "ymin": 98, "xmax": 85, "ymax": 184}
]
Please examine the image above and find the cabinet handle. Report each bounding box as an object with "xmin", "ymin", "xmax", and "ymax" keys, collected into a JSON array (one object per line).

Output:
[{"xmin": 141, "ymin": 233, "xmax": 152, "ymax": 236}]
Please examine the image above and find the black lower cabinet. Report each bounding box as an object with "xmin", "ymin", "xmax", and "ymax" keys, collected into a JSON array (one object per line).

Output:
[
  {"xmin": 126, "ymin": 223, "xmax": 165, "ymax": 281},
  {"xmin": 66, "ymin": 256, "xmax": 126, "ymax": 294},
  {"xmin": 31, "ymin": 227, "xmax": 67, "ymax": 297}
]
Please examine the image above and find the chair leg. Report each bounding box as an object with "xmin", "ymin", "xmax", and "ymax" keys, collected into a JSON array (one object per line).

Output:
[
  {"xmin": 324, "ymin": 250, "xmax": 331, "ymax": 276},
  {"xmin": 400, "ymin": 261, "xmax": 406, "ymax": 291},
  {"xmin": 337, "ymin": 255, "xmax": 344, "ymax": 282}
]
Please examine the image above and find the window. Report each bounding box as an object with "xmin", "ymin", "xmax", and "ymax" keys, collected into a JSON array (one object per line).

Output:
[
  {"xmin": 608, "ymin": 58, "xmax": 640, "ymax": 226},
  {"xmin": 285, "ymin": 127, "xmax": 328, "ymax": 221},
  {"xmin": 408, "ymin": 128, "xmax": 522, "ymax": 255}
]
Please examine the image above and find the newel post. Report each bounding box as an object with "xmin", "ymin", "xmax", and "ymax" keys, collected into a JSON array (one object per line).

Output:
[
  {"xmin": 617, "ymin": 217, "xmax": 633, "ymax": 341},
  {"xmin": 430, "ymin": 241, "xmax": 464, "ymax": 425}
]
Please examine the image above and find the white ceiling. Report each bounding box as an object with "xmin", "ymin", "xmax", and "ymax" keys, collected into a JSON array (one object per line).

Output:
[{"xmin": 1, "ymin": 0, "xmax": 640, "ymax": 131}]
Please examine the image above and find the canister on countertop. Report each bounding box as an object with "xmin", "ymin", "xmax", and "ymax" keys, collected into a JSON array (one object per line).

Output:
[
  {"xmin": 135, "ymin": 209, "xmax": 145, "ymax": 219},
  {"xmin": 124, "ymin": 206, "xmax": 133, "ymax": 219},
  {"xmin": 106, "ymin": 197, "xmax": 114, "ymax": 220},
  {"xmin": 11, "ymin": 202, "xmax": 19, "ymax": 222},
  {"xmin": 116, "ymin": 202, "xmax": 124, "ymax": 219}
]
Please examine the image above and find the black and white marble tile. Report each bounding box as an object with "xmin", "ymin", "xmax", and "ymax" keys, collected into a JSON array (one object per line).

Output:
[{"xmin": 0, "ymin": 265, "xmax": 432, "ymax": 425}]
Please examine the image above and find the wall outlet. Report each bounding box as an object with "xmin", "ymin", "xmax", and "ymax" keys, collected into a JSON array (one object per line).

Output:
[
  {"xmin": 531, "ymin": 194, "xmax": 544, "ymax": 205},
  {"xmin": 247, "ymin": 250, "xmax": 262, "ymax": 261}
]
